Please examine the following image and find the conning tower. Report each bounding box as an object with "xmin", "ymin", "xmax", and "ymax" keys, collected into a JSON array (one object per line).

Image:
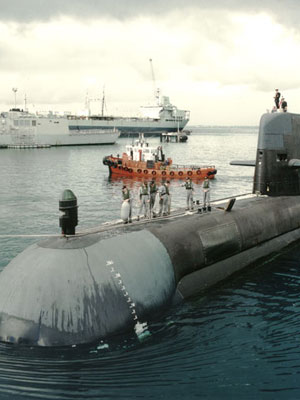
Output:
[
  {"xmin": 232, "ymin": 112, "xmax": 300, "ymax": 196},
  {"xmin": 254, "ymin": 113, "xmax": 300, "ymax": 195}
]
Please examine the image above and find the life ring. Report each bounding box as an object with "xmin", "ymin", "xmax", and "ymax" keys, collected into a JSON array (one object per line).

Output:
[
  {"xmin": 152, "ymin": 171, "xmax": 156, "ymax": 176},
  {"xmin": 128, "ymin": 168, "xmax": 133, "ymax": 173},
  {"xmin": 187, "ymin": 171, "xmax": 192, "ymax": 176},
  {"xmin": 170, "ymin": 171, "xmax": 175, "ymax": 176},
  {"xmin": 137, "ymin": 169, "xmax": 142, "ymax": 174},
  {"xmin": 144, "ymin": 170, "xmax": 148, "ymax": 174},
  {"xmin": 178, "ymin": 171, "xmax": 183, "ymax": 176},
  {"xmin": 196, "ymin": 169, "xmax": 201, "ymax": 175},
  {"xmin": 162, "ymin": 171, "xmax": 167, "ymax": 176}
]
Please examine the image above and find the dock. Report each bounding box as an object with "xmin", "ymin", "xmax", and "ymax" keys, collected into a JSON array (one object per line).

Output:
[{"xmin": 160, "ymin": 132, "xmax": 188, "ymax": 143}]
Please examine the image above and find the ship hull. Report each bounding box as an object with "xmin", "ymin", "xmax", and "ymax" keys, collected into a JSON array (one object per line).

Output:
[
  {"xmin": 0, "ymin": 132, "xmax": 119, "ymax": 147},
  {"xmin": 68, "ymin": 117, "xmax": 189, "ymax": 137},
  {"xmin": 107, "ymin": 163, "xmax": 216, "ymax": 180}
]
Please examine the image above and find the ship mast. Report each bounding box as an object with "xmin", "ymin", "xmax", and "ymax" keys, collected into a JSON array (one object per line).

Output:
[
  {"xmin": 101, "ymin": 86, "xmax": 106, "ymax": 117},
  {"xmin": 24, "ymin": 93, "xmax": 27, "ymax": 111},
  {"xmin": 12, "ymin": 87, "xmax": 18, "ymax": 108},
  {"xmin": 149, "ymin": 58, "xmax": 160, "ymax": 105}
]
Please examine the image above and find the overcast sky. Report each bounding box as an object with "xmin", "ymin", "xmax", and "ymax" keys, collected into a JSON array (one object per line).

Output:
[{"xmin": 0, "ymin": 0, "xmax": 299, "ymax": 125}]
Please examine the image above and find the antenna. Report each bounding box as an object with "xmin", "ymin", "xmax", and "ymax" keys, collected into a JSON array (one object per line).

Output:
[
  {"xmin": 149, "ymin": 59, "xmax": 160, "ymax": 105},
  {"xmin": 12, "ymin": 88, "xmax": 18, "ymax": 108}
]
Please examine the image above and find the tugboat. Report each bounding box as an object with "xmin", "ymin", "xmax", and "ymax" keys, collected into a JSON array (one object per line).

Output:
[{"xmin": 103, "ymin": 134, "xmax": 217, "ymax": 180}]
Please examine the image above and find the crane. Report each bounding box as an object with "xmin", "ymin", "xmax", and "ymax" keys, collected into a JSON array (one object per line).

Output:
[{"xmin": 149, "ymin": 58, "xmax": 160, "ymax": 105}]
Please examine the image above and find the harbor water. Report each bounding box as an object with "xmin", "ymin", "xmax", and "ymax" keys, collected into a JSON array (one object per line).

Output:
[{"xmin": 1, "ymin": 126, "xmax": 300, "ymax": 399}]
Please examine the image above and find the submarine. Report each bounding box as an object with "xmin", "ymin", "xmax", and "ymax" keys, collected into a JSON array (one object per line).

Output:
[{"xmin": 1, "ymin": 111, "xmax": 300, "ymax": 346}]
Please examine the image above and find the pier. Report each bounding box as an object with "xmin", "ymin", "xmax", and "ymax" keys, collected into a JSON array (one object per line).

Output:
[{"xmin": 160, "ymin": 132, "xmax": 188, "ymax": 143}]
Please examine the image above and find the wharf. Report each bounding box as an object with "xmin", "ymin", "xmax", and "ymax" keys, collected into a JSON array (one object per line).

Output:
[{"xmin": 160, "ymin": 132, "xmax": 188, "ymax": 143}]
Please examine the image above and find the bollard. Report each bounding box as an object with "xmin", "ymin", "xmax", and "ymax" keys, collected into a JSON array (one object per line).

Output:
[{"xmin": 59, "ymin": 189, "xmax": 78, "ymax": 235}]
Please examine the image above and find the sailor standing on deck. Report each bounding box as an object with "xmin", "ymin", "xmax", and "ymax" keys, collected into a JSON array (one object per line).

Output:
[
  {"xmin": 166, "ymin": 180, "xmax": 171, "ymax": 215},
  {"xmin": 158, "ymin": 181, "xmax": 169, "ymax": 216},
  {"xmin": 149, "ymin": 179, "xmax": 157, "ymax": 210},
  {"xmin": 203, "ymin": 176, "xmax": 211, "ymax": 211},
  {"xmin": 122, "ymin": 185, "xmax": 132, "ymax": 223},
  {"xmin": 183, "ymin": 177, "xmax": 194, "ymax": 210},
  {"xmin": 138, "ymin": 181, "xmax": 149, "ymax": 220}
]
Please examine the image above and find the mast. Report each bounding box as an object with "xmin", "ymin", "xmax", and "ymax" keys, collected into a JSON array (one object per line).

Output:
[
  {"xmin": 12, "ymin": 87, "xmax": 18, "ymax": 108},
  {"xmin": 85, "ymin": 91, "xmax": 90, "ymax": 116},
  {"xmin": 101, "ymin": 86, "xmax": 106, "ymax": 117},
  {"xmin": 149, "ymin": 58, "xmax": 160, "ymax": 105}
]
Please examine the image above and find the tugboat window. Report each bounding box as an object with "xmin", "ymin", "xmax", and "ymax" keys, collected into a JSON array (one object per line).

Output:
[{"xmin": 277, "ymin": 154, "xmax": 287, "ymax": 162}]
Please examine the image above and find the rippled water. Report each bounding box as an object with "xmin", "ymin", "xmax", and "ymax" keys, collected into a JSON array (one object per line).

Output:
[{"xmin": 1, "ymin": 126, "xmax": 300, "ymax": 399}]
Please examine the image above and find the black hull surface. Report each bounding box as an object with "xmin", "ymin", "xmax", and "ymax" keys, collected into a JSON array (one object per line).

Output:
[{"xmin": 0, "ymin": 195, "xmax": 300, "ymax": 346}]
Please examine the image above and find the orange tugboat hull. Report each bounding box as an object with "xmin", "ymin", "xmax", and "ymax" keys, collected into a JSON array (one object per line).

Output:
[{"xmin": 103, "ymin": 156, "xmax": 217, "ymax": 180}]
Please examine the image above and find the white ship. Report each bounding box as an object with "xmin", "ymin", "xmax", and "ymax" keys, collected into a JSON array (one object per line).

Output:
[
  {"xmin": 1, "ymin": 77, "xmax": 189, "ymax": 147},
  {"xmin": 0, "ymin": 108, "xmax": 120, "ymax": 148}
]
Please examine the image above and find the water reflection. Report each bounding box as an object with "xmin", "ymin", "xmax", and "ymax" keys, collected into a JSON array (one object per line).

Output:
[
  {"xmin": 3, "ymin": 128, "xmax": 300, "ymax": 398},
  {"xmin": 1, "ymin": 242, "xmax": 300, "ymax": 398}
]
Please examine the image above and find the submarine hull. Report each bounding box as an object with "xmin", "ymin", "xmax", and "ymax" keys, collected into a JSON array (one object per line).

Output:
[
  {"xmin": 1, "ymin": 195, "xmax": 300, "ymax": 345},
  {"xmin": 2, "ymin": 110, "xmax": 300, "ymax": 346}
]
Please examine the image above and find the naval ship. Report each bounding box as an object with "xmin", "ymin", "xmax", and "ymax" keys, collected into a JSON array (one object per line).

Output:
[
  {"xmin": 0, "ymin": 108, "xmax": 120, "ymax": 148},
  {"xmin": 85, "ymin": 90, "xmax": 190, "ymax": 137},
  {"xmin": 0, "ymin": 93, "xmax": 189, "ymax": 147}
]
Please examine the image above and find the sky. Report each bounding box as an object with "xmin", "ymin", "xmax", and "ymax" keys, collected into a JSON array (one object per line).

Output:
[{"xmin": 0, "ymin": 0, "xmax": 300, "ymax": 126}]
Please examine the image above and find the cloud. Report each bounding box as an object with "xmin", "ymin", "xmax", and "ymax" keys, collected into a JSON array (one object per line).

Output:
[
  {"xmin": 0, "ymin": 0, "xmax": 299, "ymax": 28},
  {"xmin": 0, "ymin": 1, "xmax": 300, "ymax": 124}
]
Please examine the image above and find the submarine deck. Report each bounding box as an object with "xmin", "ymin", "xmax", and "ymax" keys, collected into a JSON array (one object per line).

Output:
[{"xmin": 38, "ymin": 193, "xmax": 266, "ymax": 249}]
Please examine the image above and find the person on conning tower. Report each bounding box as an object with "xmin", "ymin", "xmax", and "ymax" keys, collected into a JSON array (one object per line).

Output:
[{"xmin": 274, "ymin": 88, "xmax": 281, "ymax": 109}]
